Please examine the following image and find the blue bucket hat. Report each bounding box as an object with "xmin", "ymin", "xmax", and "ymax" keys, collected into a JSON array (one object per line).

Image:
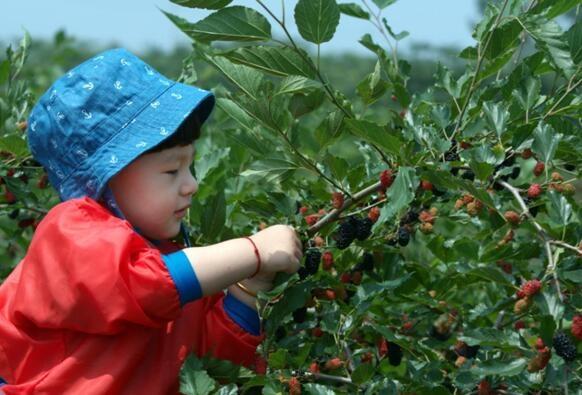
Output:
[{"xmin": 27, "ymin": 48, "xmax": 214, "ymax": 204}]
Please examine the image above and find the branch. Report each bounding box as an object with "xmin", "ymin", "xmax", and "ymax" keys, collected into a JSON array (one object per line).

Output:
[
  {"xmin": 499, "ymin": 181, "xmax": 565, "ymax": 302},
  {"xmin": 307, "ymin": 181, "xmax": 382, "ymax": 236},
  {"xmin": 550, "ymin": 240, "xmax": 581, "ymax": 254},
  {"xmin": 304, "ymin": 372, "xmax": 353, "ymax": 385},
  {"xmin": 451, "ymin": 0, "xmax": 511, "ymax": 141}
]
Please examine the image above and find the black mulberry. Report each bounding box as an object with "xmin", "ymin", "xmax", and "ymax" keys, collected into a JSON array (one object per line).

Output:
[
  {"xmin": 388, "ymin": 342, "xmax": 403, "ymax": 366},
  {"xmin": 400, "ymin": 210, "xmax": 418, "ymax": 225},
  {"xmin": 292, "ymin": 307, "xmax": 307, "ymax": 323},
  {"xmin": 355, "ymin": 217, "xmax": 373, "ymax": 241},
  {"xmin": 553, "ymin": 332, "xmax": 577, "ymax": 362},
  {"xmin": 304, "ymin": 249, "xmax": 321, "ymax": 275},
  {"xmin": 356, "ymin": 252, "xmax": 374, "ymax": 272},
  {"xmin": 397, "ymin": 227, "xmax": 410, "ymax": 247},
  {"xmin": 336, "ymin": 216, "xmax": 358, "ymax": 249}
]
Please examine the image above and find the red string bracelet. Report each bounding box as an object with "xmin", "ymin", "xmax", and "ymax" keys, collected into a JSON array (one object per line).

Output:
[{"xmin": 244, "ymin": 236, "xmax": 261, "ymax": 278}]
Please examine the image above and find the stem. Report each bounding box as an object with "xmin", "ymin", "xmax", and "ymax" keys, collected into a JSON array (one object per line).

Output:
[
  {"xmin": 307, "ymin": 181, "xmax": 382, "ymax": 235},
  {"xmin": 451, "ymin": 0, "xmax": 511, "ymax": 141},
  {"xmin": 543, "ymin": 70, "xmax": 581, "ymax": 120},
  {"xmin": 499, "ymin": 181, "xmax": 567, "ymax": 303},
  {"xmin": 550, "ymin": 240, "xmax": 581, "ymax": 254},
  {"xmin": 305, "ymin": 372, "xmax": 353, "ymax": 385}
]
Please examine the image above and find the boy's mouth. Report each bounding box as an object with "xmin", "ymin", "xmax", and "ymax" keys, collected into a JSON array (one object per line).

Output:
[{"xmin": 175, "ymin": 207, "xmax": 189, "ymax": 217}]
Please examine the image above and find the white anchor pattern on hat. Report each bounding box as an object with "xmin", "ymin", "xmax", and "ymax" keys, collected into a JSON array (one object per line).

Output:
[
  {"xmin": 109, "ymin": 154, "xmax": 119, "ymax": 165},
  {"xmin": 30, "ymin": 121, "xmax": 37, "ymax": 132},
  {"xmin": 135, "ymin": 141, "xmax": 147, "ymax": 148},
  {"xmin": 171, "ymin": 93, "xmax": 183, "ymax": 100},
  {"xmin": 114, "ymin": 81, "xmax": 123, "ymax": 90},
  {"xmin": 159, "ymin": 78, "xmax": 170, "ymax": 86},
  {"xmin": 120, "ymin": 58, "xmax": 131, "ymax": 66},
  {"xmin": 76, "ymin": 149, "xmax": 88, "ymax": 159},
  {"xmin": 81, "ymin": 109, "xmax": 92, "ymax": 120},
  {"xmin": 160, "ymin": 127, "xmax": 168, "ymax": 136},
  {"xmin": 150, "ymin": 101, "xmax": 160, "ymax": 109},
  {"xmin": 83, "ymin": 82, "xmax": 94, "ymax": 90},
  {"xmin": 56, "ymin": 112, "xmax": 65, "ymax": 121},
  {"xmin": 144, "ymin": 66, "xmax": 154, "ymax": 76}
]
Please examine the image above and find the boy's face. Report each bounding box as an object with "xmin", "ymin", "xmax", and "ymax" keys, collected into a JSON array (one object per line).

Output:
[{"xmin": 108, "ymin": 144, "xmax": 198, "ymax": 241}]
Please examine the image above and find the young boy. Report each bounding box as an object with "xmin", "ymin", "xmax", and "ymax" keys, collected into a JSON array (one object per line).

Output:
[{"xmin": 0, "ymin": 48, "xmax": 302, "ymax": 394}]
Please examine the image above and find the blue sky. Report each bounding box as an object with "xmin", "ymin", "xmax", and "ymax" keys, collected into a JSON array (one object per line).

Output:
[{"xmin": 1, "ymin": 1, "xmax": 480, "ymax": 56}]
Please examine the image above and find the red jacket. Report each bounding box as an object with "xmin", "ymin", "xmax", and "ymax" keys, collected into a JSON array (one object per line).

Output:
[{"xmin": 0, "ymin": 197, "xmax": 261, "ymax": 394}]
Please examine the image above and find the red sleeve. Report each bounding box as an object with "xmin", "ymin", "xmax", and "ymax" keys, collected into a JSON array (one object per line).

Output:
[
  {"xmin": 188, "ymin": 294, "xmax": 263, "ymax": 367},
  {"xmin": 8, "ymin": 197, "xmax": 182, "ymax": 334}
]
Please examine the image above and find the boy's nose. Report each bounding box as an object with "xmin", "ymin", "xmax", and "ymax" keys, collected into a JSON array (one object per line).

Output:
[{"xmin": 181, "ymin": 171, "xmax": 198, "ymax": 197}]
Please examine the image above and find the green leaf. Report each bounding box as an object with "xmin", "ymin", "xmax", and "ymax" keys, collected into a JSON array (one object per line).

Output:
[
  {"xmin": 179, "ymin": 355, "xmax": 217, "ymax": 395},
  {"xmin": 475, "ymin": 358, "xmax": 527, "ymax": 377},
  {"xmin": 386, "ymin": 167, "xmax": 418, "ymax": 218},
  {"xmin": 484, "ymin": 19, "xmax": 522, "ymax": 60},
  {"xmin": 276, "ymin": 76, "xmax": 321, "ymax": 96},
  {"xmin": 339, "ymin": 3, "xmax": 370, "ymax": 20},
  {"xmin": 563, "ymin": 270, "xmax": 582, "ymax": 283},
  {"xmin": 266, "ymin": 280, "xmax": 315, "ymax": 325},
  {"xmin": 566, "ymin": 20, "xmax": 582, "ymax": 64},
  {"xmin": 201, "ymin": 188, "xmax": 226, "ymax": 241},
  {"xmin": 434, "ymin": 64, "xmax": 471, "ymax": 99},
  {"xmin": 524, "ymin": 15, "xmax": 576, "ymax": 78},
  {"xmin": 344, "ymin": 119, "xmax": 403, "ymax": 157},
  {"xmin": 529, "ymin": 0, "xmax": 581, "ymax": 19},
  {"xmin": 356, "ymin": 60, "xmax": 389, "ymax": 105},
  {"xmin": 467, "ymin": 267, "xmax": 513, "ymax": 287},
  {"xmin": 216, "ymin": 98, "xmax": 256, "ymax": 133},
  {"xmin": 0, "ymin": 135, "xmax": 29, "ymax": 157},
  {"xmin": 483, "ymin": 102, "xmax": 509, "ymax": 141},
  {"xmin": 204, "ymin": 55, "xmax": 263, "ymax": 99},
  {"xmin": 512, "ymin": 77, "xmax": 541, "ymax": 111},
  {"xmin": 546, "ymin": 190, "xmax": 573, "ymax": 226},
  {"xmin": 268, "ymin": 348, "xmax": 289, "ymax": 369},
  {"xmin": 0, "ymin": 59, "xmax": 10, "ymax": 85},
  {"xmin": 351, "ymin": 363, "xmax": 375, "ymax": 384},
  {"xmin": 372, "ymin": 0, "xmax": 396, "ymax": 9},
  {"xmin": 163, "ymin": 6, "xmax": 271, "ymax": 42},
  {"xmin": 302, "ymin": 384, "xmax": 338, "ymax": 395},
  {"xmin": 294, "ymin": 0, "xmax": 341, "ymax": 44},
  {"xmin": 383, "ymin": 18, "xmax": 409, "ymax": 41},
  {"xmin": 241, "ymin": 157, "xmax": 302, "ymax": 183},
  {"xmin": 214, "ymin": 384, "xmax": 238, "ymax": 395},
  {"xmin": 225, "ymin": 46, "xmax": 317, "ymax": 79},
  {"xmin": 169, "ymin": 0, "xmax": 232, "ymax": 9},
  {"xmin": 532, "ymin": 122, "xmax": 562, "ymax": 164}
]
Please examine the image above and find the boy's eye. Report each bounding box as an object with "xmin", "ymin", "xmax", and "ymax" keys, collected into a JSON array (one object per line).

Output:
[{"xmin": 165, "ymin": 170, "xmax": 178, "ymax": 175}]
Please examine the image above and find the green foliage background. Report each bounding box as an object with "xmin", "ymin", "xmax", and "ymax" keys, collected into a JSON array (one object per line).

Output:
[{"xmin": 1, "ymin": 0, "xmax": 581, "ymax": 393}]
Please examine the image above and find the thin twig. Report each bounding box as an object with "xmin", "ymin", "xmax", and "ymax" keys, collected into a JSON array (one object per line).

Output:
[
  {"xmin": 305, "ymin": 372, "xmax": 353, "ymax": 385},
  {"xmin": 550, "ymin": 240, "xmax": 581, "ymax": 254}
]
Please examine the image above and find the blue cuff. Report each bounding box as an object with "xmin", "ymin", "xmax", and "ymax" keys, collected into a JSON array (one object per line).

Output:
[
  {"xmin": 0, "ymin": 376, "xmax": 5, "ymax": 386},
  {"xmin": 223, "ymin": 293, "xmax": 261, "ymax": 336},
  {"xmin": 162, "ymin": 250, "xmax": 202, "ymax": 306}
]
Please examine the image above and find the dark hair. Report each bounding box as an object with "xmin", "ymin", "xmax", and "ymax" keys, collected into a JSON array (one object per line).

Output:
[{"xmin": 146, "ymin": 114, "xmax": 201, "ymax": 154}]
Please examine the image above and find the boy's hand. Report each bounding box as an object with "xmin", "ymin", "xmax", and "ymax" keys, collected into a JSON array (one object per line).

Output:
[{"xmin": 249, "ymin": 225, "xmax": 302, "ymax": 275}]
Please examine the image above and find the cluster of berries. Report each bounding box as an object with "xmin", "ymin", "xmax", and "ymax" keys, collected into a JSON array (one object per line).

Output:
[
  {"xmin": 335, "ymin": 215, "xmax": 373, "ymax": 249},
  {"xmin": 553, "ymin": 331, "xmax": 577, "ymax": 362},
  {"xmin": 513, "ymin": 279, "xmax": 542, "ymax": 314},
  {"xmin": 454, "ymin": 194, "xmax": 483, "ymax": 216},
  {"xmin": 454, "ymin": 340, "xmax": 480, "ymax": 367},
  {"xmin": 527, "ymin": 338, "xmax": 551, "ymax": 372},
  {"xmin": 418, "ymin": 207, "xmax": 437, "ymax": 234}
]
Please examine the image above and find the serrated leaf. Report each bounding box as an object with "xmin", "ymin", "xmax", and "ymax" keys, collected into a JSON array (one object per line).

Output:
[
  {"xmin": 546, "ymin": 190, "xmax": 573, "ymax": 226},
  {"xmin": 344, "ymin": 119, "xmax": 402, "ymax": 157},
  {"xmin": 276, "ymin": 76, "xmax": 321, "ymax": 96},
  {"xmin": 170, "ymin": 0, "xmax": 232, "ymax": 9},
  {"xmin": 241, "ymin": 157, "xmax": 303, "ymax": 183},
  {"xmin": 563, "ymin": 270, "xmax": 582, "ymax": 283},
  {"xmin": 434, "ymin": 64, "xmax": 471, "ymax": 99},
  {"xmin": 383, "ymin": 18, "xmax": 409, "ymax": 41},
  {"xmin": 339, "ymin": 3, "xmax": 370, "ymax": 20},
  {"xmin": 163, "ymin": 6, "xmax": 271, "ymax": 42},
  {"xmin": 512, "ymin": 77, "xmax": 541, "ymax": 111},
  {"xmin": 225, "ymin": 46, "xmax": 316, "ymax": 79},
  {"xmin": 214, "ymin": 384, "xmax": 238, "ymax": 395},
  {"xmin": 294, "ymin": 0, "xmax": 341, "ymax": 44},
  {"xmin": 216, "ymin": 98, "xmax": 256, "ymax": 133},
  {"xmin": 265, "ymin": 280, "xmax": 314, "ymax": 325},
  {"xmin": 467, "ymin": 267, "xmax": 513, "ymax": 287},
  {"xmin": 524, "ymin": 15, "xmax": 576, "ymax": 78},
  {"xmin": 386, "ymin": 167, "xmax": 418, "ymax": 217},
  {"xmin": 351, "ymin": 363, "xmax": 375, "ymax": 384},
  {"xmin": 483, "ymin": 102, "xmax": 509, "ymax": 141},
  {"xmin": 179, "ymin": 355, "xmax": 217, "ymax": 395},
  {"xmin": 476, "ymin": 358, "xmax": 527, "ymax": 376},
  {"xmin": 532, "ymin": 122, "xmax": 562, "ymax": 164},
  {"xmin": 204, "ymin": 55, "xmax": 263, "ymax": 99}
]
